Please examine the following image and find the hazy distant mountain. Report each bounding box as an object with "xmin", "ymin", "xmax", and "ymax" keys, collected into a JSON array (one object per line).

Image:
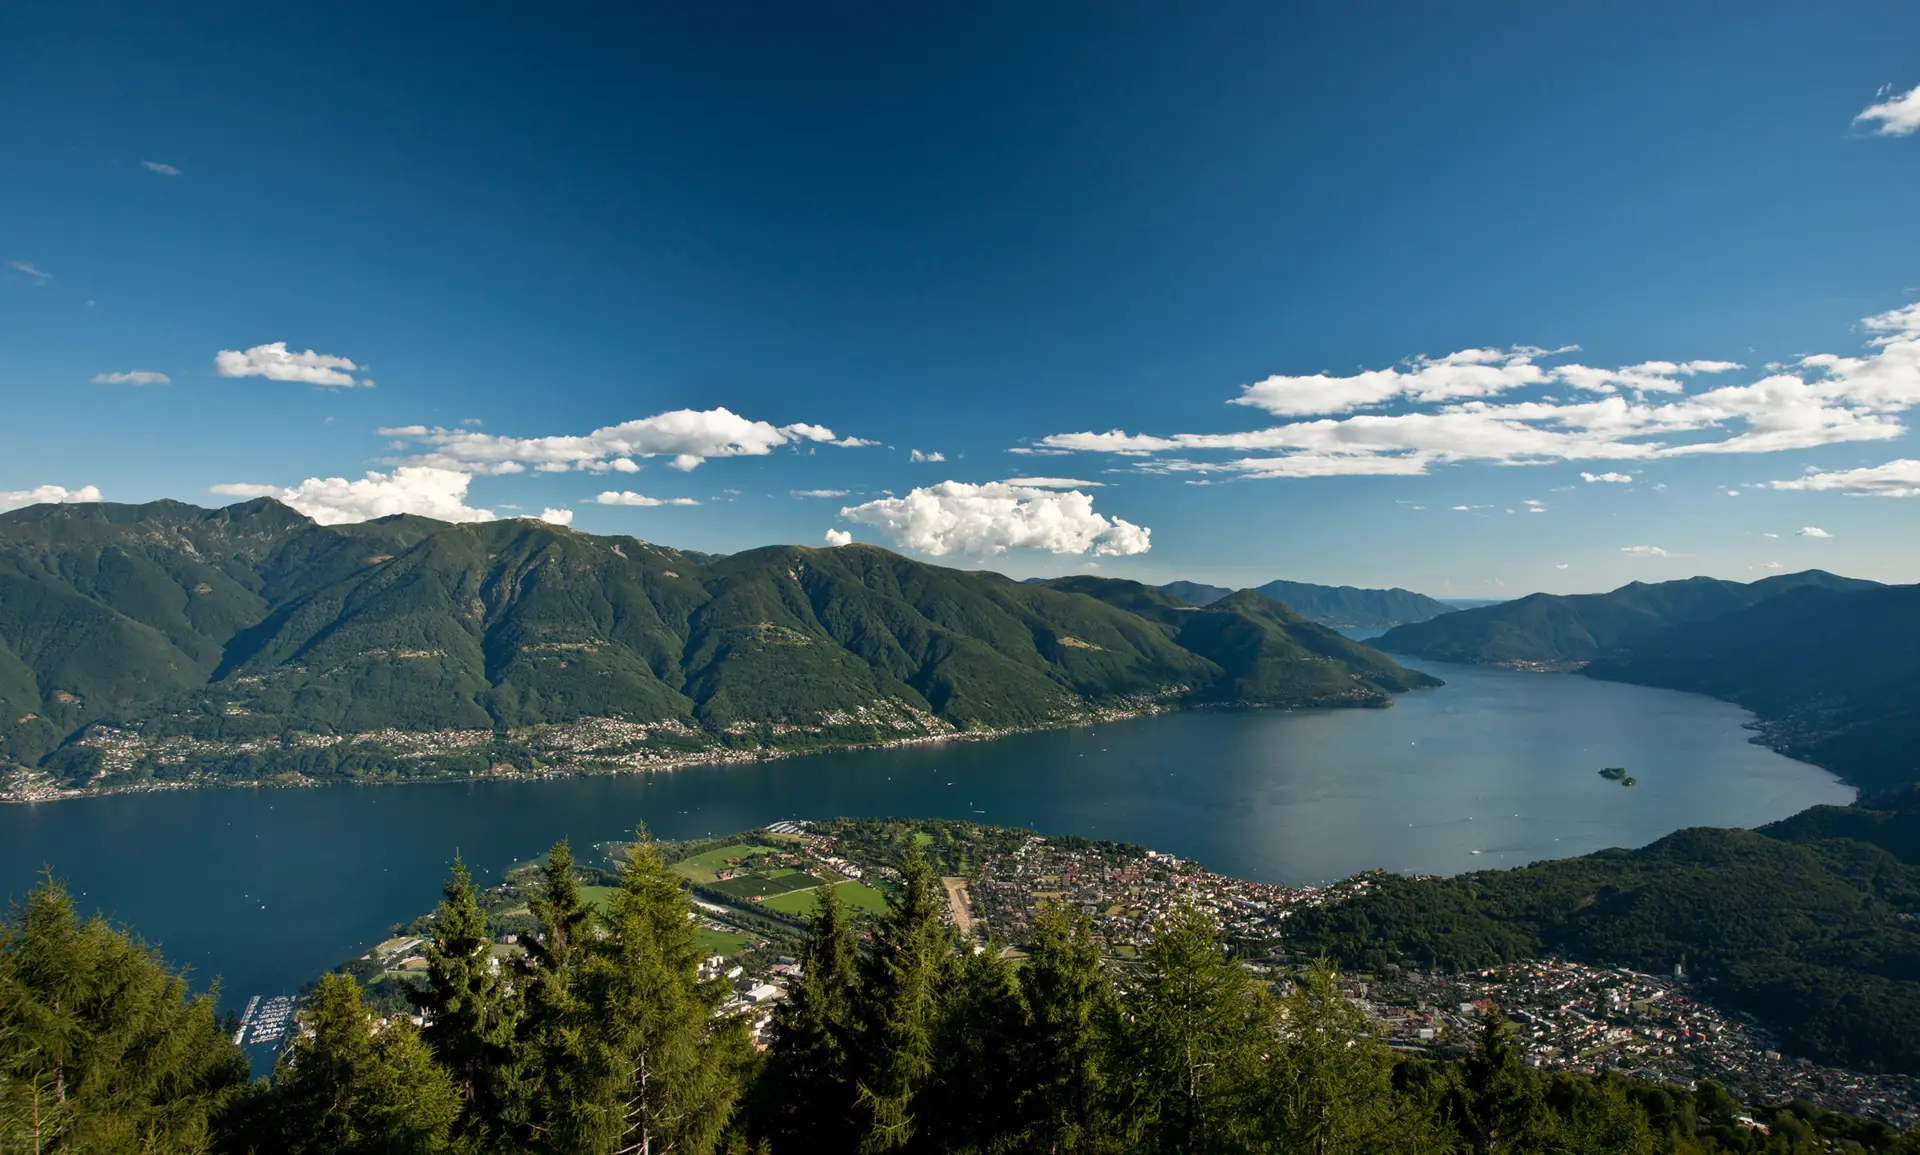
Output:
[
  {"xmin": 1157, "ymin": 579, "xmax": 1455, "ymax": 628},
  {"xmin": 1157, "ymin": 580, "xmax": 1234, "ymax": 606},
  {"xmin": 0, "ymin": 499, "xmax": 1435, "ymax": 791},
  {"xmin": 1376, "ymin": 571, "xmax": 1883, "ymax": 666},
  {"xmin": 1586, "ymin": 583, "xmax": 1920, "ymax": 794}
]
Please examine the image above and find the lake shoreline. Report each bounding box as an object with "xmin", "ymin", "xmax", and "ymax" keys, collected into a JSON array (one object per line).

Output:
[{"xmin": 0, "ymin": 690, "xmax": 1414, "ymax": 806}]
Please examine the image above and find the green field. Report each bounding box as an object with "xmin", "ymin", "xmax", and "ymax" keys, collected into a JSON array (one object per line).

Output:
[
  {"xmin": 581, "ymin": 885, "xmax": 618, "ymax": 914},
  {"xmin": 696, "ymin": 928, "xmax": 751, "ymax": 957},
  {"xmin": 758, "ymin": 880, "xmax": 889, "ymax": 917},
  {"xmin": 705, "ymin": 872, "xmax": 819, "ymax": 901},
  {"xmin": 670, "ymin": 844, "xmax": 780, "ymax": 884}
]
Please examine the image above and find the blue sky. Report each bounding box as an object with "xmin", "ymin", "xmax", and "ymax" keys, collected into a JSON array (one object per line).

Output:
[{"xmin": 3, "ymin": 1, "xmax": 1918, "ymax": 596}]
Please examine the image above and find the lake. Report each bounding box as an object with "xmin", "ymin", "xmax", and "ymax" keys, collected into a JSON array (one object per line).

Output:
[{"xmin": 0, "ymin": 659, "xmax": 1852, "ymax": 1036}]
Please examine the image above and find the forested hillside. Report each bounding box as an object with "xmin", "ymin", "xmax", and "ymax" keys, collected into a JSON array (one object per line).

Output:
[
  {"xmin": 1375, "ymin": 570, "xmax": 1881, "ymax": 665},
  {"xmin": 1157, "ymin": 577, "xmax": 1455, "ymax": 627},
  {"xmin": 1585, "ymin": 583, "xmax": 1920, "ymax": 795},
  {"xmin": 1286, "ymin": 791, "xmax": 1920, "ymax": 1073},
  {"xmin": 0, "ymin": 499, "xmax": 1434, "ymax": 793}
]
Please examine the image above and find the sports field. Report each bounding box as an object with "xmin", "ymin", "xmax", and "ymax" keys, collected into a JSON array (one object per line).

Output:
[{"xmin": 757, "ymin": 879, "xmax": 888, "ymax": 917}]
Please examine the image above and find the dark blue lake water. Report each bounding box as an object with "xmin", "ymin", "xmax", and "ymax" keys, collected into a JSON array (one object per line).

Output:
[{"xmin": 0, "ymin": 659, "xmax": 1851, "ymax": 1033}]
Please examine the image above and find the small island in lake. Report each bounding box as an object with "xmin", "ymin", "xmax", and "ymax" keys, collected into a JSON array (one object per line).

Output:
[{"xmin": 1599, "ymin": 766, "xmax": 1628, "ymax": 781}]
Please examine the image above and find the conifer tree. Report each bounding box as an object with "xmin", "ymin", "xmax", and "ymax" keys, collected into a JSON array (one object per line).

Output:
[
  {"xmin": 1013, "ymin": 906, "xmax": 1116, "ymax": 1153},
  {"xmin": 760, "ymin": 878, "xmax": 861, "ymax": 1153},
  {"xmin": 1455, "ymin": 1011, "xmax": 1553, "ymax": 1155},
  {"xmin": 925, "ymin": 942, "xmax": 1027, "ymax": 1153},
  {"xmin": 1112, "ymin": 905, "xmax": 1267, "ymax": 1155},
  {"xmin": 266, "ymin": 972, "xmax": 461, "ymax": 1155},
  {"xmin": 1261, "ymin": 961, "xmax": 1447, "ymax": 1155},
  {"xmin": 0, "ymin": 877, "xmax": 248, "ymax": 1155},
  {"xmin": 568, "ymin": 826, "xmax": 744, "ymax": 1155},
  {"xmin": 408, "ymin": 855, "xmax": 519, "ymax": 1144},
  {"xmin": 852, "ymin": 842, "xmax": 954, "ymax": 1152},
  {"xmin": 514, "ymin": 839, "xmax": 596, "ymax": 1152}
]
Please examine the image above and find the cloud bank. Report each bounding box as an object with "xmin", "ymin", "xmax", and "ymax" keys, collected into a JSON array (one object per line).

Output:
[
  {"xmin": 840, "ymin": 481, "xmax": 1150, "ymax": 558},
  {"xmin": 384, "ymin": 407, "xmax": 865, "ymax": 473},
  {"xmin": 1030, "ymin": 301, "xmax": 1920, "ymax": 480},
  {"xmin": 210, "ymin": 466, "xmax": 492, "ymax": 524},
  {"xmin": 0, "ymin": 484, "xmax": 103, "ymax": 513},
  {"xmin": 216, "ymin": 342, "xmax": 368, "ymax": 387},
  {"xmin": 1857, "ymin": 83, "xmax": 1920, "ymax": 136},
  {"xmin": 1772, "ymin": 459, "xmax": 1920, "ymax": 498}
]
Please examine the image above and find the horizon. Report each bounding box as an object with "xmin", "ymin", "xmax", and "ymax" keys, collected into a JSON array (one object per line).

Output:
[{"xmin": 6, "ymin": 3, "xmax": 1920, "ymax": 596}]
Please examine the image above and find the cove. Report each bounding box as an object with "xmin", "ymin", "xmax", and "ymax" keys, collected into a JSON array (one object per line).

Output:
[{"xmin": 0, "ymin": 659, "xmax": 1852, "ymax": 1024}]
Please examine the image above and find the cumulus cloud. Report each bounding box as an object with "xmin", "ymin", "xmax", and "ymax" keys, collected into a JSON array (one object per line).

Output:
[
  {"xmin": 1581, "ymin": 471, "xmax": 1633, "ymax": 483},
  {"xmin": 909, "ymin": 449, "xmax": 947, "ymax": 463},
  {"xmin": 823, "ymin": 528, "xmax": 853, "ymax": 546},
  {"xmin": 209, "ymin": 466, "xmax": 491, "ymax": 524},
  {"xmin": 1002, "ymin": 477, "xmax": 1104, "ymax": 488},
  {"xmin": 792, "ymin": 489, "xmax": 849, "ymax": 498},
  {"xmin": 1796, "ymin": 526, "xmax": 1832, "ymax": 538},
  {"xmin": 91, "ymin": 370, "xmax": 170, "ymax": 386},
  {"xmin": 1033, "ymin": 299, "xmax": 1920, "ymax": 479},
  {"xmin": 840, "ymin": 481, "xmax": 1150, "ymax": 558},
  {"xmin": 537, "ymin": 508, "xmax": 574, "ymax": 526},
  {"xmin": 382, "ymin": 407, "xmax": 857, "ymax": 473},
  {"xmin": 142, "ymin": 160, "xmax": 182, "ymax": 175},
  {"xmin": 593, "ymin": 491, "xmax": 700, "ymax": 507},
  {"xmin": 8, "ymin": 260, "xmax": 51, "ymax": 282},
  {"xmin": 832, "ymin": 437, "xmax": 881, "ymax": 448},
  {"xmin": 1770, "ymin": 459, "xmax": 1920, "ymax": 497},
  {"xmin": 0, "ymin": 484, "xmax": 102, "ymax": 513},
  {"xmin": 216, "ymin": 342, "xmax": 367, "ymax": 387},
  {"xmin": 1856, "ymin": 83, "xmax": 1920, "ymax": 136}
]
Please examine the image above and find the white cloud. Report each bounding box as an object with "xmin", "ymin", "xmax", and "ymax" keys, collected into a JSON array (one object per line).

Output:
[
  {"xmin": 831, "ymin": 437, "xmax": 880, "ymax": 448},
  {"xmin": 1760, "ymin": 561, "xmax": 1785, "ymax": 570},
  {"xmin": 1450, "ymin": 505, "xmax": 1472, "ymax": 511},
  {"xmin": 8, "ymin": 260, "xmax": 51, "ymax": 281},
  {"xmin": 91, "ymin": 370, "xmax": 170, "ymax": 386},
  {"xmin": 1770, "ymin": 459, "xmax": 1920, "ymax": 497},
  {"xmin": 1555, "ymin": 562, "xmax": 1570, "ymax": 570},
  {"xmin": 1581, "ymin": 471, "xmax": 1633, "ymax": 483},
  {"xmin": 1002, "ymin": 477, "xmax": 1104, "ymax": 488},
  {"xmin": 909, "ymin": 449, "xmax": 947, "ymax": 463},
  {"xmin": 593, "ymin": 491, "xmax": 700, "ymax": 507},
  {"xmin": 0, "ymin": 484, "xmax": 102, "ymax": 512},
  {"xmin": 840, "ymin": 481, "xmax": 1150, "ymax": 558},
  {"xmin": 1796, "ymin": 526, "xmax": 1832, "ymax": 538},
  {"xmin": 215, "ymin": 342, "xmax": 367, "ymax": 387},
  {"xmin": 384, "ymin": 407, "xmax": 856, "ymax": 473},
  {"xmin": 209, "ymin": 466, "xmax": 491, "ymax": 524},
  {"xmin": 1033, "ymin": 298, "xmax": 1920, "ymax": 478},
  {"xmin": 823, "ymin": 528, "xmax": 853, "ymax": 547},
  {"xmin": 1856, "ymin": 83, "xmax": 1920, "ymax": 136},
  {"xmin": 792, "ymin": 489, "xmax": 850, "ymax": 498},
  {"xmin": 142, "ymin": 160, "xmax": 182, "ymax": 175},
  {"xmin": 537, "ymin": 508, "xmax": 574, "ymax": 527},
  {"xmin": 1522, "ymin": 498, "xmax": 1545, "ymax": 507},
  {"xmin": 1622, "ymin": 545, "xmax": 1675, "ymax": 556}
]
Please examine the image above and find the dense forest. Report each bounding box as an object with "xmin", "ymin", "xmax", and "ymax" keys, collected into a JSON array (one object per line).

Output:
[
  {"xmin": 1155, "ymin": 580, "xmax": 1456, "ymax": 628},
  {"xmin": 0, "ymin": 498, "xmax": 1433, "ymax": 792},
  {"xmin": 1374, "ymin": 572, "xmax": 1880, "ymax": 666},
  {"xmin": 9, "ymin": 833, "xmax": 1917, "ymax": 1153},
  {"xmin": 1286, "ymin": 791, "xmax": 1920, "ymax": 1073}
]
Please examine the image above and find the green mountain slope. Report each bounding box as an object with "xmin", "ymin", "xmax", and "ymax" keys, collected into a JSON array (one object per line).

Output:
[
  {"xmin": 0, "ymin": 500, "xmax": 1434, "ymax": 791},
  {"xmin": 1038, "ymin": 579, "xmax": 1440, "ymax": 703},
  {"xmin": 1374, "ymin": 570, "xmax": 1881, "ymax": 665},
  {"xmin": 1286, "ymin": 791, "xmax": 1920, "ymax": 1073},
  {"xmin": 1585, "ymin": 583, "xmax": 1920, "ymax": 794},
  {"xmin": 1157, "ymin": 578, "xmax": 1455, "ymax": 627}
]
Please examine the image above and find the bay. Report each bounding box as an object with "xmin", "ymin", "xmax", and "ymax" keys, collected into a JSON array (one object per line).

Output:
[{"xmin": 0, "ymin": 659, "xmax": 1851, "ymax": 1028}]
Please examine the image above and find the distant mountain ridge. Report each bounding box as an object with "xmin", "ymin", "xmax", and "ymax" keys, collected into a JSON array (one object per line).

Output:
[
  {"xmin": 0, "ymin": 499, "xmax": 1436, "ymax": 794},
  {"xmin": 1156, "ymin": 579, "xmax": 1456, "ymax": 628},
  {"xmin": 1375, "ymin": 570, "xmax": 1883, "ymax": 666}
]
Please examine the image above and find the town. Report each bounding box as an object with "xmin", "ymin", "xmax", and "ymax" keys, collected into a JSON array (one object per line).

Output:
[{"xmin": 330, "ymin": 817, "xmax": 1920, "ymax": 1128}]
